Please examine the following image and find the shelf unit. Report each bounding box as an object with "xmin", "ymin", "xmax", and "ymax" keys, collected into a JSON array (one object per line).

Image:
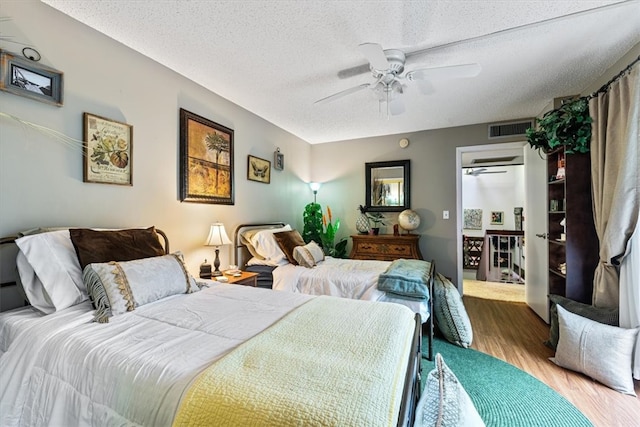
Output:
[{"xmin": 546, "ymin": 148, "xmax": 598, "ymax": 304}]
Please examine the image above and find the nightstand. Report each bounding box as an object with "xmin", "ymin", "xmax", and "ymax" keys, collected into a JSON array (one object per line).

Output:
[{"xmin": 223, "ymin": 271, "xmax": 259, "ymax": 287}]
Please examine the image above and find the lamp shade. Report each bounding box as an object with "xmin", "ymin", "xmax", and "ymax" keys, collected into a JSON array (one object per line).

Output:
[{"xmin": 204, "ymin": 223, "xmax": 232, "ymax": 247}]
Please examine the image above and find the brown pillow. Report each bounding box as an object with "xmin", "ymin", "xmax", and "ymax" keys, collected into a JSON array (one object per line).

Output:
[
  {"xmin": 70, "ymin": 227, "xmax": 166, "ymax": 269},
  {"xmin": 273, "ymin": 230, "xmax": 306, "ymax": 265}
]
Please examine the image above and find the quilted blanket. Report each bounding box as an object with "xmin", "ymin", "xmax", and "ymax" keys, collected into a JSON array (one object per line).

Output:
[
  {"xmin": 377, "ymin": 259, "xmax": 432, "ymax": 300},
  {"xmin": 173, "ymin": 296, "xmax": 415, "ymax": 427}
]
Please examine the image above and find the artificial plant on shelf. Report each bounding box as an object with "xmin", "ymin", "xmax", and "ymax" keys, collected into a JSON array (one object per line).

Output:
[{"xmin": 525, "ymin": 97, "xmax": 592, "ymax": 155}]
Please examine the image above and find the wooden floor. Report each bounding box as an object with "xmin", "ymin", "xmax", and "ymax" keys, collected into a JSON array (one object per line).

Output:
[{"xmin": 464, "ymin": 295, "xmax": 640, "ymax": 427}]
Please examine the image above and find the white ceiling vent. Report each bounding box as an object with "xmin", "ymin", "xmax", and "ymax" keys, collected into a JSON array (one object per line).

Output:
[{"xmin": 488, "ymin": 120, "xmax": 534, "ymax": 139}]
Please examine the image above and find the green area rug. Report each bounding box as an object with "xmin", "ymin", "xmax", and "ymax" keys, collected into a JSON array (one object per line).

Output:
[{"xmin": 421, "ymin": 337, "xmax": 593, "ymax": 427}]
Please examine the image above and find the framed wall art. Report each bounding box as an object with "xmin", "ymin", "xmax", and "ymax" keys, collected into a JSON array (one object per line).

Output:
[
  {"xmin": 491, "ymin": 211, "xmax": 504, "ymax": 225},
  {"xmin": 0, "ymin": 49, "xmax": 64, "ymax": 106},
  {"xmin": 179, "ymin": 108, "xmax": 234, "ymax": 204},
  {"xmin": 83, "ymin": 113, "xmax": 132, "ymax": 185},
  {"xmin": 463, "ymin": 208, "xmax": 482, "ymax": 230},
  {"xmin": 247, "ymin": 155, "xmax": 271, "ymax": 184}
]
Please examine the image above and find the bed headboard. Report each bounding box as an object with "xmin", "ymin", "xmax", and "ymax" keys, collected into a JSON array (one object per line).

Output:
[
  {"xmin": 0, "ymin": 227, "xmax": 170, "ymax": 311},
  {"xmin": 233, "ymin": 222, "xmax": 286, "ymax": 267}
]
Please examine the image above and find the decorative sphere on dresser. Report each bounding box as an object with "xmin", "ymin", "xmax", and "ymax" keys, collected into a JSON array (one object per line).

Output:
[{"xmin": 398, "ymin": 209, "xmax": 420, "ymax": 233}]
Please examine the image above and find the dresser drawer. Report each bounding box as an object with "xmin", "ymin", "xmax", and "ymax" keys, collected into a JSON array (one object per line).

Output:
[
  {"xmin": 355, "ymin": 242, "xmax": 412, "ymax": 257},
  {"xmin": 350, "ymin": 234, "xmax": 422, "ymax": 261}
]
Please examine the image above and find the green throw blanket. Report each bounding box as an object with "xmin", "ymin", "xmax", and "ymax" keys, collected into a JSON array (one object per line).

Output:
[{"xmin": 378, "ymin": 259, "xmax": 432, "ymax": 300}]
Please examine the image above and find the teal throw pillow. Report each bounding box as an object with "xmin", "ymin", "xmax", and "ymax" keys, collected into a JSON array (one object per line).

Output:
[{"xmin": 433, "ymin": 273, "xmax": 473, "ymax": 348}]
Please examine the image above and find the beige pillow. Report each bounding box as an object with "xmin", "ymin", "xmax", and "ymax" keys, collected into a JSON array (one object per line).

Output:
[
  {"xmin": 551, "ymin": 305, "xmax": 639, "ymax": 396},
  {"xmin": 292, "ymin": 241, "xmax": 325, "ymax": 268},
  {"xmin": 415, "ymin": 353, "xmax": 485, "ymax": 426}
]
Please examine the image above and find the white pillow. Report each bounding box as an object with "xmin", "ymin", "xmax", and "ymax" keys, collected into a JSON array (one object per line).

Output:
[
  {"xmin": 551, "ymin": 305, "xmax": 639, "ymax": 396},
  {"xmin": 246, "ymin": 256, "xmax": 280, "ymax": 267},
  {"xmin": 84, "ymin": 253, "xmax": 199, "ymax": 323},
  {"xmin": 248, "ymin": 225, "xmax": 291, "ymax": 265},
  {"xmin": 15, "ymin": 230, "xmax": 85, "ymax": 314},
  {"xmin": 292, "ymin": 241, "xmax": 325, "ymax": 268}
]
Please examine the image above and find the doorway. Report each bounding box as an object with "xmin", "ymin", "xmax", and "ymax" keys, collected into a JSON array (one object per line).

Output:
[{"xmin": 455, "ymin": 142, "xmax": 527, "ymax": 302}]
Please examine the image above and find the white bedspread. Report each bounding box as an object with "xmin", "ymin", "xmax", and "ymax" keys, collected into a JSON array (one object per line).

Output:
[
  {"xmin": 272, "ymin": 257, "xmax": 429, "ymax": 322},
  {"xmin": 0, "ymin": 284, "xmax": 313, "ymax": 427}
]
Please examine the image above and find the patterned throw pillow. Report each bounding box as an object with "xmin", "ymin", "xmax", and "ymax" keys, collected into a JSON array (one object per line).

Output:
[
  {"xmin": 552, "ymin": 306, "xmax": 638, "ymax": 396},
  {"xmin": 415, "ymin": 353, "xmax": 485, "ymax": 427},
  {"xmin": 84, "ymin": 253, "xmax": 199, "ymax": 323},
  {"xmin": 292, "ymin": 241, "xmax": 325, "ymax": 268},
  {"xmin": 433, "ymin": 273, "xmax": 473, "ymax": 348},
  {"xmin": 546, "ymin": 294, "xmax": 618, "ymax": 350}
]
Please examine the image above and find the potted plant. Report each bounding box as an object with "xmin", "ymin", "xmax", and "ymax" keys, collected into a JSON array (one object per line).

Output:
[
  {"xmin": 367, "ymin": 212, "xmax": 387, "ymax": 235},
  {"xmin": 525, "ymin": 97, "xmax": 592, "ymax": 155}
]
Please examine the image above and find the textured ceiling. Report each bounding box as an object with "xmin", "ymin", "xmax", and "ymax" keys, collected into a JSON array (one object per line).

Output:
[{"xmin": 42, "ymin": 0, "xmax": 640, "ymax": 144}]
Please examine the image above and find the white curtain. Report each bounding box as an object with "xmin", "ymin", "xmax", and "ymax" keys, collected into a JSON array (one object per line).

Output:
[
  {"xmin": 620, "ymin": 220, "xmax": 640, "ymax": 379},
  {"xmin": 589, "ymin": 64, "xmax": 640, "ymax": 308}
]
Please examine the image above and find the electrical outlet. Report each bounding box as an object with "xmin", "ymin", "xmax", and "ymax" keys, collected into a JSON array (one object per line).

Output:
[{"xmin": 443, "ymin": 210, "xmax": 450, "ymax": 219}]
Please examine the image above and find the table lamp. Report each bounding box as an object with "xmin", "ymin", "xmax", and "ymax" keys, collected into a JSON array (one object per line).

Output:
[{"xmin": 204, "ymin": 223, "xmax": 232, "ymax": 277}]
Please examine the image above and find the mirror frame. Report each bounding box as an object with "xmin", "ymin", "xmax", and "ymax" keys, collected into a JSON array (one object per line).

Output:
[{"xmin": 365, "ymin": 160, "xmax": 411, "ymax": 212}]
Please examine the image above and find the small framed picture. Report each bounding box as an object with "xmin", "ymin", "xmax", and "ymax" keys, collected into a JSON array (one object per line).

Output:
[
  {"xmin": 490, "ymin": 211, "xmax": 504, "ymax": 225},
  {"xmin": 0, "ymin": 49, "xmax": 64, "ymax": 106},
  {"xmin": 274, "ymin": 148, "xmax": 284, "ymax": 171},
  {"xmin": 83, "ymin": 113, "xmax": 133, "ymax": 185},
  {"xmin": 247, "ymin": 155, "xmax": 271, "ymax": 184}
]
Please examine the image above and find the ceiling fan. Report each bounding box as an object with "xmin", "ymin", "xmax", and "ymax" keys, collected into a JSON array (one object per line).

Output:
[
  {"xmin": 314, "ymin": 2, "xmax": 628, "ymax": 116},
  {"xmin": 465, "ymin": 168, "xmax": 507, "ymax": 176},
  {"xmin": 314, "ymin": 42, "xmax": 481, "ymax": 116}
]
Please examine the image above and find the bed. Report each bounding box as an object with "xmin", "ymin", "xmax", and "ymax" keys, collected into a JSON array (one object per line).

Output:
[
  {"xmin": 234, "ymin": 222, "xmax": 434, "ymax": 361},
  {"xmin": 0, "ymin": 226, "xmax": 423, "ymax": 427}
]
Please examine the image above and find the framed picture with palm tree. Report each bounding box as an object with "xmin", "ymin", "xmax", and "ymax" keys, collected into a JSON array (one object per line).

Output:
[{"xmin": 179, "ymin": 108, "xmax": 234, "ymax": 204}]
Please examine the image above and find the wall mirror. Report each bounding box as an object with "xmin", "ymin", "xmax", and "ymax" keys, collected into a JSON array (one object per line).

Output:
[{"xmin": 365, "ymin": 160, "xmax": 410, "ymax": 212}]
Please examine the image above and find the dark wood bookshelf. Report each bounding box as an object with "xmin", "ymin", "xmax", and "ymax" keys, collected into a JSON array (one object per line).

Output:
[{"xmin": 546, "ymin": 148, "xmax": 598, "ymax": 304}]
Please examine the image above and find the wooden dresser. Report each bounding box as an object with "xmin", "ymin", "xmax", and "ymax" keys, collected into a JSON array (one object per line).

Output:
[{"xmin": 350, "ymin": 234, "xmax": 422, "ymax": 261}]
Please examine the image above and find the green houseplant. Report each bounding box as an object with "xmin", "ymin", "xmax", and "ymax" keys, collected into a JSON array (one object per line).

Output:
[
  {"xmin": 302, "ymin": 203, "xmax": 347, "ymax": 258},
  {"xmin": 302, "ymin": 202, "xmax": 323, "ymax": 246},
  {"xmin": 367, "ymin": 212, "xmax": 387, "ymax": 235},
  {"xmin": 526, "ymin": 97, "xmax": 592, "ymax": 155}
]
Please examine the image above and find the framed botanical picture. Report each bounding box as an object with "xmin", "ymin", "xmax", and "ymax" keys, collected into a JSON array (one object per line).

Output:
[
  {"xmin": 491, "ymin": 211, "xmax": 504, "ymax": 225},
  {"xmin": 247, "ymin": 155, "xmax": 271, "ymax": 184},
  {"xmin": 179, "ymin": 108, "xmax": 234, "ymax": 204},
  {"xmin": 0, "ymin": 49, "xmax": 64, "ymax": 106},
  {"xmin": 83, "ymin": 113, "xmax": 133, "ymax": 185},
  {"xmin": 274, "ymin": 148, "xmax": 284, "ymax": 171}
]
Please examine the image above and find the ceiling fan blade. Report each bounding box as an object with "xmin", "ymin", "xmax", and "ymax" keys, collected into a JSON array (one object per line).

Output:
[
  {"xmin": 314, "ymin": 83, "xmax": 370, "ymax": 105},
  {"xmin": 414, "ymin": 79, "xmax": 435, "ymax": 95},
  {"xmin": 358, "ymin": 43, "xmax": 389, "ymax": 70},
  {"xmin": 407, "ymin": 63, "xmax": 481, "ymax": 81},
  {"xmin": 337, "ymin": 63, "xmax": 371, "ymax": 79}
]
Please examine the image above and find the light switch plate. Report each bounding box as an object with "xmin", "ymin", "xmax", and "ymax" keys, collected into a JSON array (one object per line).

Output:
[{"xmin": 443, "ymin": 210, "xmax": 450, "ymax": 219}]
